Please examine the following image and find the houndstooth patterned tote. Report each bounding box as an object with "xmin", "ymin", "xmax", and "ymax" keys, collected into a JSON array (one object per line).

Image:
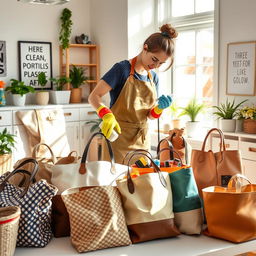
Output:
[
  {"xmin": 62, "ymin": 186, "xmax": 131, "ymax": 253},
  {"xmin": 0, "ymin": 158, "xmax": 58, "ymax": 247}
]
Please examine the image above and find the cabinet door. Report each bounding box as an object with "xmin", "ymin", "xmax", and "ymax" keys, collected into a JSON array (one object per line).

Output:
[
  {"xmin": 65, "ymin": 121, "xmax": 80, "ymax": 155},
  {"xmin": 80, "ymin": 121, "xmax": 100, "ymax": 161},
  {"xmin": 13, "ymin": 125, "xmax": 31, "ymax": 163},
  {"xmin": 243, "ymin": 159, "xmax": 256, "ymax": 183}
]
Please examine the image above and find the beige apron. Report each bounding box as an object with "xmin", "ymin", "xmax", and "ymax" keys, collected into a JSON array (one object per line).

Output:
[{"xmin": 103, "ymin": 57, "xmax": 157, "ymax": 164}]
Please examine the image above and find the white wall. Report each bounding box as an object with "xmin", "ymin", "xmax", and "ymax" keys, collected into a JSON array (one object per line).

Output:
[
  {"xmin": 0, "ymin": 0, "xmax": 90, "ymax": 81},
  {"xmin": 128, "ymin": 0, "xmax": 157, "ymax": 58},
  {"xmin": 219, "ymin": 0, "xmax": 256, "ymax": 106},
  {"xmin": 90, "ymin": 0, "xmax": 128, "ymax": 75}
]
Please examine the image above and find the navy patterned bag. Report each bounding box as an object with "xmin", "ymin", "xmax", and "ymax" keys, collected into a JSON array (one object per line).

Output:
[{"xmin": 0, "ymin": 158, "xmax": 58, "ymax": 247}]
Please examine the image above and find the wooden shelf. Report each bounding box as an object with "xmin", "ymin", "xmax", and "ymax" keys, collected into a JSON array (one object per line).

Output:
[{"xmin": 59, "ymin": 44, "xmax": 100, "ymax": 91}]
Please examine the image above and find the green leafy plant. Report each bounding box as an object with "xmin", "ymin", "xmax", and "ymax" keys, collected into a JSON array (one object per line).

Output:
[
  {"xmin": 169, "ymin": 101, "xmax": 180, "ymax": 119},
  {"xmin": 212, "ymin": 99, "xmax": 248, "ymax": 119},
  {"xmin": 59, "ymin": 8, "xmax": 73, "ymax": 49},
  {"xmin": 5, "ymin": 79, "xmax": 35, "ymax": 96},
  {"xmin": 179, "ymin": 98, "xmax": 206, "ymax": 122},
  {"xmin": 50, "ymin": 76, "xmax": 71, "ymax": 91},
  {"xmin": 0, "ymin": 128, "xmax": 15, "ymax": 155},
  {"xmin": 70, "ymin": 65, "xmax": 88, "ymax": 88},
  {"xmin": 37, "ymin": 72, "xmax": 48, "ymax": 90},
  {"xmin": 85, "ymin": 118, "xmax": 102, "ymax": 133}
]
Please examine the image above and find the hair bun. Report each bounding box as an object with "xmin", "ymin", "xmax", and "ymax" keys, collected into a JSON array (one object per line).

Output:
[{"xmin": 160, "ymin": 24, "xmax": 178, "ymax": 39}]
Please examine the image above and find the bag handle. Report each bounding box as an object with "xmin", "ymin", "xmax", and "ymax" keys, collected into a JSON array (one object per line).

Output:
[
  {"xmin": 79, "ymin": 132, "xmax": 115, "ymax": 175},
  {"xmin": 156, "ymin": 138, "xmax": 174, "ymax": 160},
  {"xmin": 227, "ymin": 174, "xmax": 251, "ymax": 192},
  {"xmin": 201, "ymin": 128, "xmax": 226, "ymax": 152},
  {"xmin": 32, "ymin": 143, "xmax": 57, "ymax": 164},
  {"xmin": 126, "ymin": 152, "xmax": 167, "ymax": 194},
  {"xmin": 122, "ymin": 149, "xmax": 153, "ymax": 165},
  {"xmin": 157, "ymin": 147, "xmax": 183, "ymax": 166},
  {"xmin": 0, "ymin": 158, "xmax": 39, "ymax": 198}
]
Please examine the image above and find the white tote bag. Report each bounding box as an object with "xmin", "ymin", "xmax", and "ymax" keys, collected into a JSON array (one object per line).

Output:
[{"xmin": 51, "ymin": 132, "xmax": 128, "ymax": 194}]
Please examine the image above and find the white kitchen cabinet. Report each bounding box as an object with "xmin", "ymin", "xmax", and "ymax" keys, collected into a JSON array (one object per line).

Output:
[{"xmin": 0, "ymin": 103, "xmax": 98, "ymax": 166}]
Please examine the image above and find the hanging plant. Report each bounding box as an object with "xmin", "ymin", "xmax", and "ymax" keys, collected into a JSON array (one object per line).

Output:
[{"xmin": 59, "ymin": 8, "xmax": 73, "ymax": 49}]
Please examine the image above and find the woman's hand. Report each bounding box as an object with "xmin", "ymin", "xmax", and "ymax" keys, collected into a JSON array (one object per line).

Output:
[{"xmin": 158, "ymin": 95, "xmax": 172, "ymax": 109}]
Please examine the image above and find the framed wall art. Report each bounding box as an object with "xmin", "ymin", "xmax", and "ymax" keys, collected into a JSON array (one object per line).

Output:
[
  {"xmin": 18, "ymin": 41, "xmax": 52, "ymax": 90},
  {"xmin": 0, "ymin": 41, "xmax": 7, "ymax": 77},
  {"xmin": 226, "ymin": 41, "xmax": 256, "ymax": 96}
]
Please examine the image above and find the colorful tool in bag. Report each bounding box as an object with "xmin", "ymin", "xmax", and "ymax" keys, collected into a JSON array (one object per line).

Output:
[
  {"xmin": 157, "ymin": 128, "xmax": 191, "ymax": 165},
  {"xmin": 191, "ymin": 128, "xmax": 243, "ymax": 198},
  {"xmin": 116, "ymin": 152, "xmax": 180, "ymax": 243},
  {"xmin": 131, "ymin": 148, "xmax": 203, "ymax": 235},
  {"xmin": 203, "ymin": 174, "xmax": 256, "ymax": 243},
  {"xmin": 61, "ymin": 186, "xmax": 131, "ymax": 253},
  {"xmin": 0, "ymin": 206, "xmax": 20, "ymax": 256},
  {"xmin": 0, "ymin": 158, "xmax": 58, "ymax": 247}
]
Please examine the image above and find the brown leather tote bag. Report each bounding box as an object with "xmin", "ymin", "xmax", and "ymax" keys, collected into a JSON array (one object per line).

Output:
[{"xmin": 191, "ymin": 128, "xmax": 242, "ymax": 198}]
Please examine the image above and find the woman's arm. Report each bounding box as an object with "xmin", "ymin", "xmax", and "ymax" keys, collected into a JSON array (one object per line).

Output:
[{"xmin": 88, "ymin": 79, "xmax": 112, "ymax": 109}]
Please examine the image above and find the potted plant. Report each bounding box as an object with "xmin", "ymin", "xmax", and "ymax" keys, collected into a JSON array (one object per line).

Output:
[
  {"xmin": 59, "ymin": 8, "xmax": 73, "ymax": 50},
  {"xmin": 212, "ymin": 99, "xmax": 248, "ymax": 132},
  {"xmin": 5, "ymin": 79, "xmax": 35, "ymax": 106},
  {"xmin": 169, "ymin": 101, "xmax": 182, "ymax": 129},
  {"xmin": 50, "ymin": 76, "xmax": 71, "ymax": 104},
  {"xmin": 179, "ymin": 98, "xmax": 206, "ymax": 138},
  {"xmin": 36, "ymin": 72, "xmax": 49, "ymax": 105},
  {"xmin": 0, "ymin": 128, "xmax": 15, "ymax": 175},
  {"xmin": 69, "ymin": 65, "xmax": 88, "ymax": 103},
  {"xmin": 238, "ymin": 105, "xmax": 256, "ymax": 133}
]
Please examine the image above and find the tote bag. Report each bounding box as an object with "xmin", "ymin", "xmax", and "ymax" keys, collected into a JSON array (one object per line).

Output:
[
  {"xmin": 0, "ymin": 158, "xmax": 58, "ymax": 247},
  {"xmin": 203, "ymin": 174, "xmax": 256, "ymax": 243},
  {"xmin": 191, "ymin": 128, "xmax": 242, "ymax": 198},
  {"xmin": 61, "ymin": 186, "xmax": 131, "ymax": 253},
  {"xmin": 117, "ymin": 152, "xmax": 180, "ymax": 243},
  {"xmin": 51, "ymin": 132, "xmax": 128, "ymax": 194}
]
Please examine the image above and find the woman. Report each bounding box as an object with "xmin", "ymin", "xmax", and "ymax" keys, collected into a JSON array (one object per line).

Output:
[{"xmin": 88, "ymin": 24, "xmax": 178, "ymax": 163}]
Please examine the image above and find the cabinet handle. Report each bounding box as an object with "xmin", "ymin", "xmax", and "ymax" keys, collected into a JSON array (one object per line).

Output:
[
  {"xmin": 0, "ymin": 116, "xmax": 2, "ymax": 120},
  {"xmin": 77, "ymin": 126, "xmax": 79, "ymax": 140},
  {"xmin": 88, "ymin": 111, "xmax": 96, "ymax": 115},
  {"xmin": 64, "ymin": 112, "xmax": 72, "ymax": 116},
  {"xmin": 249, "ymin": 147, "xmax": 256, "ymax": 153}
]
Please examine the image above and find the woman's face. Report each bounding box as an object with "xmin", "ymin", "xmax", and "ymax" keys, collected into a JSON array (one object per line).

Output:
[{"xmin": 141, "ymin": 45, "xmax": 170, "ymax": 70}]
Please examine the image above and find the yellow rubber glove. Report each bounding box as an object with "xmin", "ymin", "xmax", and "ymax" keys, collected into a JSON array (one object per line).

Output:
[{"xmin": 97, "ymin": 105, "xmax": 121, "ymax": 139}]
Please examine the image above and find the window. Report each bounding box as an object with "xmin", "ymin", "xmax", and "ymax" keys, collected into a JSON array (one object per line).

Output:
[{"xmin": 157, "ymin": 0, "xmax": 216, "ymax": 128}]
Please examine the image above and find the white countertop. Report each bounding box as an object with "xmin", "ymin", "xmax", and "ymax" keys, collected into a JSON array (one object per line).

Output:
[{"xmin": 14, "ymin": 235, "xmax": 256, "ymax": 256}]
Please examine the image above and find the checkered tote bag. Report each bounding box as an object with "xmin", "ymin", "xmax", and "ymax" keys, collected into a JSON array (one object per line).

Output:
[
  {"xmin": 61, "ymin": 186, "xmax": 131, "ymax": 253},
  {"xmin": 0, "ymin": 158, "xmax": 58, "ymax": 247}
]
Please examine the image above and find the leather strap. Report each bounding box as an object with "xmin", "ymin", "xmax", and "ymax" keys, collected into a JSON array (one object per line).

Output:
[
  {"xmin": 201, "ymin": 128, "xmax": 226, "ymax": 152},
  {"xmin": 157, "ymin": 147, "xmax": 183, "ymax": 166},
  {"xmin": 122, "ymin": 149, "xmax": 153, "ymax": 165},
  {"xmin": 79, "ymin": 132, "xmax": 115, "ymax": 174},
  {"xmin": 0, "ymin": 158, "xmax": 39, "ymax": 198},
  {"xmin": 32, "ymin": 143, "xmax": 57, "ymax": 164},
  {"xmin": 126, "ymin": 152, "xmax": 167, "ymax": 194},
  {"xmin": 157, "ymin": 138, "xmax": 174, "ymax": 160}
]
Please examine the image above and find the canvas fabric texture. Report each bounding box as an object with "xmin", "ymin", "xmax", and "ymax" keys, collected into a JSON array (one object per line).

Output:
[
  {"xmin": 203, "ymin": 174, "xmax": 256, "ymax": 243},
  {"xmin": 61, "ymin": 186, "xmax": 131, "ymax": 253}
]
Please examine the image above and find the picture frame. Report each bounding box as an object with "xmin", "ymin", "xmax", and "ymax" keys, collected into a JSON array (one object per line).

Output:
[
  {"xmin": 18, "ymin": 41, "xmax": 52, "ymax": 90},
  {"xmin": 226, "ymin": 41, "xmax": 256, "ymax": 96}
]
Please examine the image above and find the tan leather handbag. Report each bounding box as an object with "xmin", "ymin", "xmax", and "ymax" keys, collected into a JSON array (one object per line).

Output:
[
  {"xmin": 203, "ymin": 174, "xmax": 256, "ymax": 243},
  {"xmin": 191, "ymin": 128, "xmax": 242, "ymax": 198}
]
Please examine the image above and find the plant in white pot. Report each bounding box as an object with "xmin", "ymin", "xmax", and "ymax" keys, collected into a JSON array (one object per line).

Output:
[
  {"xmin": 5, "ymin": 79, "xmax": 35, "ymax": 106},
  {"xmin": 212, "ymin": 99, "xmax": 248, "ymax": 132},
  {"xmin": 50, "ymin": 76, "xmax": 71, "ymax": 104},
  {"xmin": 179, "ymin": 98, "xmax": 206, "ymax": 138},
  {"xmin": 36, "ymin": 72, "xmax": 49, "ymax": 105},
  {"xmin": 0, "ymin": 128, "xmax": 15, "ymax": 175}
]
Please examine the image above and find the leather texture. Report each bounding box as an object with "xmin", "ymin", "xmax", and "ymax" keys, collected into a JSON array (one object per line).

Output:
[
  {"xmin": 191, "ymin": 128, "xmax": 243, "ymax": 198},
  {"xmin": 203, "ymin": 174, "xmax": 256, "ymax": 243}
]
